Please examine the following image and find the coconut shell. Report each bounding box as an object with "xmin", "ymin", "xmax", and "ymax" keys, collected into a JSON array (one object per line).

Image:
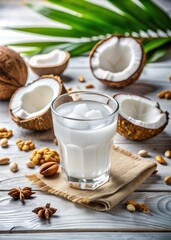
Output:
[
  {"xmin": 9, "ymin": 75, "xmax": 67, "ymax": 131},
  {"xmin": 117, "ymin": 113, "xmax": 169, "ymax": 141},
  {"xmin": 0, "ymin": 46, "xmax": 28, "ymax": 100},
  {"xmin": 89, "ymin": 35, "xmax": 146, "ymax": 88},
  {"xmin": 114, "ymin": 93, "xmax": 169, "ymax": 141},
  {"xmin": 28, "ymin": 51, "xmax": 70, "ymax": 76}
]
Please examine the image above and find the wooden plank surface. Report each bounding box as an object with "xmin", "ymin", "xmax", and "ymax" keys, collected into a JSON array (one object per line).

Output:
[
  {"xmin": 1, "ymin": 233, "xmax": 171, "ymax": 240},
  {"xmin": 0, "ymin": 191, "xmax": 170, "ymax": 231},
  {"xmin": 0, "ymin": 0, "xmax": 171, "ymax": 239}
]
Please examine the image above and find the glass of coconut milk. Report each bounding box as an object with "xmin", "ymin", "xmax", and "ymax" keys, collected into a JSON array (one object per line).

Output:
[{"xmin": 51, "ymin": 91, "xmax": 119, "ymax": 190}]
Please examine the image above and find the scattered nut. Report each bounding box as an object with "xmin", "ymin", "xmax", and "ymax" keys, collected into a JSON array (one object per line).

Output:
[
  {"xmin": 26, "ymin": 160, "xmax": 35, "ymax": 169},
  {"xmin": 164, "ymin": 176, "xmax": 171, "ymax": 185},
  {"xmin": 0, "ymin": 128, "xmax": 13, "ymax": 138},
  {"xmin": 164, "ymin": 150, "xmax": 171, "ymax": 158},
  {"xmin": 85, "ymin": 83, "xmax": 94, "ymax": 89},
  {"xmin": 0, "ymin": 138, "xmax": 8, "ymax": 148},
  {"xmin": 0, "ymin": 157, "xmax": 10, "ymax": 165},
  {"xmin": 138, "ymin": 149, "xmax": 148, "ymax": 157},
  {"xmin": 53, "ymin": 138, "xmax": 58, "ymax": 145},
  {"xmin": 165, "ymin": 92, "xmax": 171, "ymax": 99},
  {"xmin": 9, "ymin": 162, "xmax": 18, "ymax": 172},
  {"xmin": 16, "ymin": 139, "xmax": 35, "ymax": 152},
  {"xmin": 126, "ymin": 199, "xmax": 150, "ymax": 214},
  {"xmin": 155, "ymin": 155, "xmax": 167, "ymax": 165},
  {"xmin": 157, "ymin": 90, "xmax": 171, "ymax": 99},
  {"xmin": 157, "ymin": 90, "xmax": 169, "ymax": 98},
  {"xmin": 66, "ymin": 87, "xmax": 72, "ymax": 93},
  {"xmin": 30, "ymin": 147, "xmax": 60, "ymax": 165},
  {"xmin": 78, "ymin": 75, "xmax": 85, "ymax": 82},
  {"xmin": 126, "ymin": 203, "xmax": 136, "ymax": 212},
  {"xmin": 40, "ymin": 161, "xmax": 59, "ymax": 176},
  {"xmin": 77, "ymin": 85, "xmax": 81, "ymax": 90}
]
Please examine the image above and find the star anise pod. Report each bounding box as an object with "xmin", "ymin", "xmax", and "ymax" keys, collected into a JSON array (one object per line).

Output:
[
  {"xmin": 8, "ymin": 187, "xmax": 35, "ymax": 203},
  {"xmin": 32, "ymin": 203, "xmax": 57, "ymax": 220}
]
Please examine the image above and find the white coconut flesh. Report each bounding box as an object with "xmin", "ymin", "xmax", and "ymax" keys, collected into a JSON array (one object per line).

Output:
[
  {"xmin": 10, "ymin": 78, "xmax": 60, "ymax": 119},
  {"xmin": 115, "ymin": 95, "xmax": 167, "ymax": 129},
  {"xmin": 29, "ymin": 49, "xmax": 67, "ymax": 67},
  {"xmin": 91, "ymin": 36, "xmax": 143, "ymax": 82}
]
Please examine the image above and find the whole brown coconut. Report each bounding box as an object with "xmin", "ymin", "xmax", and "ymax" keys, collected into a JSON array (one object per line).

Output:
[{"xmin": 0, "ymin": 46, "xmax": 28, "ymax": 100}]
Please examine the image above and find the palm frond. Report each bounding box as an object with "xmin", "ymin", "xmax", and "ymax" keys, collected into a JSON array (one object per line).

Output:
[{"xmin": 7, "ymin": 0, "xmax": 171, "ymax": 62}]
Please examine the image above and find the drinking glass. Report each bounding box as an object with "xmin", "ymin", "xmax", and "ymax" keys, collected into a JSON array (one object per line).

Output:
[{"xmin": 51, "ymin": 91, "xmax": 119, "ymax": 190}]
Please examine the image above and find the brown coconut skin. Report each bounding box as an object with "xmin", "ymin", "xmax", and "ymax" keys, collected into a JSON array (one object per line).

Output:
[
  {"xmin": 89, "ymin": 35, "xmax": 146, "ymax": 88},
  {"xmin": 117, "ymin": 113, "xmax": 169, "ymax": 141},
  {"xmin": 114, "ymin": 93, "xmax": 169, "ymax": 141},
  {"xmin": 0, "ymin": 46, "xmax": 28, "ymax": 100},
  {"xmin": 28, "ymin": 51, "xmax": 70, "ymax": 76},
  {"xmin": 9, "ymin": 75, "xmax": 67, "ymax": 131}
]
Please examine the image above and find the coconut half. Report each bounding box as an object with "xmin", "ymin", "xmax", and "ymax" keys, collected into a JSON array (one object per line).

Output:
[
  {"xmin": 9, "ymin": 75, "xmax": 67, "ymax": 131},
  {"xmin": 114, "ymin": 93, "xmax": 169, "ymax": 140},
  {"xmin": 90, "ymin": 35, "xmax": 146, "ymax": 88},
  {"xmin": 28, "ymin": 49, "xmax": 70, "ymax": 76}
]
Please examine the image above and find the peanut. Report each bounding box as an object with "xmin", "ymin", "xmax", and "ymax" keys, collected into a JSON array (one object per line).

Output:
[
  {"xmin": 26, "ymin": 160, "xmax": 35, "ymax": 169},
  {"xmin": 126, "ymin": 204, "xmax": 136, "ymax": 212},
  {"xmin": 78, "ymin": 75, "xmax": 85, "ymax": 82},
  {"xmin": 66, "ymin": 87, "xmax": 72, "ymax": 93},
  {"xmin": 53, "ymin": 138, "xmax": 58, "ymax": 145},
  {"xmin": 164, "ymin": 150, "xmax": 171, "ymax": 158},
  {"xmin": 0, "ymin": 138, "xmax": 8, "ymax": 148},
  {"xmin": 164, "ymin": 176, "xmax": 171, "ymax": 185},
  {"xmin": 0, "ymin": 157, "xmax": 10, "ymax": 165},
  {"xmin": 138, "ymin": 149, "xmax": 148, "ymax": 157},
  {"xmin": 9, "ymin": 162, "xmax": 18, "ymax": 172},
  {"xmin": 155, "ymin": 155, "xmax": 167, "ymax": 165}
]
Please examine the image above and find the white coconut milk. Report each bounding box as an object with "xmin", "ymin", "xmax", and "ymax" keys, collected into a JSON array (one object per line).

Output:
[{"xmin": 53, "ymin": 100, "xmax": 117, "ymax": 179}]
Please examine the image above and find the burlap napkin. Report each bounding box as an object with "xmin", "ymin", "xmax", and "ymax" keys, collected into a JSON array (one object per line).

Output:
[{"xmin": 27, "ymin": 145, "xmax": 156, "ymax": 211}]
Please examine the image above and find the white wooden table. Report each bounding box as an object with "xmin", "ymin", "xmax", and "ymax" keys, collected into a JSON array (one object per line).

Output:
[{"xmin": 0, "ymin": 1, "xmax": 171, "ymax": 239}]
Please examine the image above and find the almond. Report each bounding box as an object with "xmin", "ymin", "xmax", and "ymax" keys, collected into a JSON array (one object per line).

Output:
[
  {"xmin": 157, "ymin": 90, "xmax": 169, "ymax": 98},
  {"xmin": 78, "ymin": 75, "xmax": 85, "ymax": 82},
  {"xmin": 40, "ymin": 162, "xmax": 59, "ymax": 177},
  {"xmin": 164, "ymin": 176, "xmax": 171, "ymax": 185},
  {"xmin": 155, "ymin": 155, "xmax": 167, "ymax": 165},
  {"xmin": 0, "ymin": 157, "xmax": 10, "ymax": 165},
  {"xmin": 165, "ymin": 92, "xmax": 171, "ymax": 99},
  {"xmin": 85, "ymin": 83, "xmax": 94, "ymax": 89}
]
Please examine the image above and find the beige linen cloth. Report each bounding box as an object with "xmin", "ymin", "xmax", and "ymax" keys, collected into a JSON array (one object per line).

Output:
[{"xmin": 27, "ymin": 145, "xmax": 156, "ymax": 211}]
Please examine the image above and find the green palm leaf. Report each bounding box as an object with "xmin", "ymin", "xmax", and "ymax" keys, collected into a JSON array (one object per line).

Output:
[{"xmin": 6, "ymin": 0, "xmax": 171, "ymax": 62}]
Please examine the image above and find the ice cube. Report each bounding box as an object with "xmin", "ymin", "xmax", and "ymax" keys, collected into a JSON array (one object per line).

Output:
[
  {"xmin": 67, "ymin": 112, "xmax": 84, "ymax": 120},
  {"xmin": 73, "ymin": 103, "xmax": 89, "ymax": 116},
  {"xmin": 85, "ymin": 110, "xmax": 103, "ymax": 119},
  {"xmin": 64, "ymin": 112, "xmax": 88, "ymax": 130}
]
